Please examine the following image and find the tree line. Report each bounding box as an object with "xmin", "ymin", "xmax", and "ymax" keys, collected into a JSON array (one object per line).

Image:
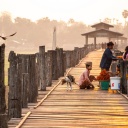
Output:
[{"xmin": 0, "ymin": 12, "xmax": 128, "ymax": 52}]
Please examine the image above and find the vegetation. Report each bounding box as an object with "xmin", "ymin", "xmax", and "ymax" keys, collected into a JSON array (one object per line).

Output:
[{"xmin": 0, "ymin": 11, "xmax": 128, "ymax": 53}]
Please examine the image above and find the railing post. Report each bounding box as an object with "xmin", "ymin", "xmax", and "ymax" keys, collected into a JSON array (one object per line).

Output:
[
  {"xmin": 65, "ymin": 51, "xmax": 71, "ymax": 69},
  {"xmin": 123, "ymin": 61, "xmax": 128, "ymax": 94},
  {"xmin": 22, "ymin": 73, "xmax": 29, "ymax": 107},
  {"xmin": 36, "ymin": 53, "xmax": 40, "ymax": 88},
  {"xmin": 28, "ymin": 54, "xmax": 37, "ymax": 102},
  {"xmin": 18, "ymin": 55, "xmax": 29, "ymax": 108},
  {"xmin": 39, "ymin": 46, "xmax": 46, "ymax": 91},
  {"xmin": 120, "ymin": 61, "xmax": 125, "ymax": 94},
  {"xmin": 0, "ymin": 44, "xmax": 7, "ymax": 128},
  {"xmin": 74, "ymin": 47, "xmax": 79, "ymax": 65},
  {"xmin": 71, "ymin": 51, "xmax": 75, "ymax": 67},
  {"xmin": 63, "ymin": 52, "xmax": 66, "ymax": 73},
  {"xmin": 60, "ymin": 48, "xmax": 64, "ymax": 76},
  {"xmin": 45, "ymin": 50, "xmax": 53, "ymax": 86},
  {"xmin": 52, "ymin": 50, "xmax": 58, "ymax": 80},
  {"xmin": 56, "ymin": 48, "xmax": 61, "ymax": 78},
  {"xmin": 8, "ymin": 51, "xmax": 22, "ymax": 118}
]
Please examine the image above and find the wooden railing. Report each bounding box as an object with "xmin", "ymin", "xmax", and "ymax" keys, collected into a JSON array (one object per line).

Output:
[
  {"xmin": 120, "ymin": 61, "xmax": 128, "ymax": 95},
  {"xmin": 8, "ymin": 44, "xmax": 102, "ymax": 118},
  {"xmin": 0, "ymin": 43, "xmax": 102, "ymax": 126}
]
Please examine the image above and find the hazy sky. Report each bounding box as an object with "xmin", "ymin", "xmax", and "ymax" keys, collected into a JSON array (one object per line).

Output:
[{"xmin": 0, "ymin": 0, "xmax": 128, "ymax": 25}]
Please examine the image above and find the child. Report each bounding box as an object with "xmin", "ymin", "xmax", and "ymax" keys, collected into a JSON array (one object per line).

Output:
[
  {"xmin": 123, "ymin": 46, "xmax": 128, "ymax": 61},
  {"xmin": 78, "ymin": 64, "xmax": 96, "ymax": 89}
]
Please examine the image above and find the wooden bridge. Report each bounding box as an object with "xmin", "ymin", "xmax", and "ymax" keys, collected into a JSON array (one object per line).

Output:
[{"xmin": 7, "ymin": 49, "xmax": 128, "ymax": 128}]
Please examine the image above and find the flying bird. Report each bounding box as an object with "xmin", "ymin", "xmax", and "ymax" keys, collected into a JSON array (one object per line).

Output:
[{"xmin": 0, "ymin": 32, "xmax": 17, "ymax": 40}]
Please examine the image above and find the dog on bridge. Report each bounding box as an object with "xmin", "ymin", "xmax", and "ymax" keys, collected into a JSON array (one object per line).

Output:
[{"xmin": 61, "ymin": 74, "xmax": 78, "ymax": 91}]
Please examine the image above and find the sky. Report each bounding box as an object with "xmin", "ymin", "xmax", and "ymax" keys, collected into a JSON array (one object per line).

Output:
[{"xmin": 0, "ymin": 0, "xmax": 128, "ymax": 25}]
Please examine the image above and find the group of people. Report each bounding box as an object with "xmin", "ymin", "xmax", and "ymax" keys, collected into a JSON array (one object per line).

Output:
[{"xmin": 78, "ymin": 41, "xmax": 128, "ymax": 90}]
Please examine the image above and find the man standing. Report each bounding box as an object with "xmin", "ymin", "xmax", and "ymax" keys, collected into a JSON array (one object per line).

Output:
[{"xmin": 100, "ymin": 42, "xmax": 116, "ymax": 71}]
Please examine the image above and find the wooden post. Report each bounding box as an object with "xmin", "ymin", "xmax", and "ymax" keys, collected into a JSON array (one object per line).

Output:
[
  {"xmin": 120, "ymin": 61, "xmax": 127, "ymax": 94},
  {"xmin": 60, "ymin": 48, "xmax": 64, "ymax": 76},
  {"xmin": 56, "ymin": 48, "xmax": 61, "ymax": 78},
  {"xmin": 8, "ymin": 51, "xmax": 22, "ymax": 118},
  {"xmin": 51, "ymin": 50, "xmax": 58, "ymax": 80},
  {"xmin": 0, "ymin": 44, "xmax": 6, "ymax": 113},
  {"xmin": 18, "ymin": 55, "xmax": 29, "ymax": 108},
  {"xmin": 36, "ymin": 53, "xmax": 40, "ymax": 88},
  {"xmin": 74, "ymin": 47, "xmax": 79, "ymax": 65},
  {"xmin": 80, "ymin": 48, "xmax": 82, "ymax": 59},
  {"xmin": 120, "ymin": 61, "xmax": 123, "ymax": 93},
  {"xmin": 81, "ymin": 48, "xmax": 83, "ymax": 59},
  {"xmin": 94, "ymin": 37, "xmax": 96, "ymax": 49},
  {"xmin": 22, "ymin": 73, "xmax": 29, "ymax": 108},
  {"xmin": 71, "ymin": 51, "xmax": 75, "ymax": 67},
  {"xmin": 39, "ymin": 46, "xmax": 46, "ymax": 91},
  {"xmin": 65, "ymin": 51, "xmax": 71, "ymax": 68},
  {"xmin": 63, "ymin": 52, "xmax": 66, "ymax": 73},
  {"xmin": 0, "ymin": 44, "xmax": 7, "ymax": 128},
  {"xmin": 85, "ymin": 35, "xmax": 88, "ymax": 45},
  {"xmin": 45, "ymin": 51, "xmax": 52, "ymax": 86},
  {"xmin": 77, "ymin": 48, "xmax": 80, "ymax": 63},
  {"xmin": 28, "ymin": 54, "xmax": 37, "ymax": 102},
  {"xmin": 0, "ymin": 114, "xmax": 8, "ymax": 128},
  {"xmin": 123, "ymin": 61, "xmax": 128, "ymax": 94},
  {"xmin": 84, "ymin": 45, "xmax": 88, "ymax": 55}
]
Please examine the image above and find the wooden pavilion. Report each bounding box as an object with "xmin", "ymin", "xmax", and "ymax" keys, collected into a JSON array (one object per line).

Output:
[{"xmin": 81, "ymin": 22, "xmax": 127, "ymax": 48}]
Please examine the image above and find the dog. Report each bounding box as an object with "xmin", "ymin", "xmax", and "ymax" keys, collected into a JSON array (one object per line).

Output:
[{"xmin": 61, "ymin": 74, "xmax": 78, "ymax": 91}]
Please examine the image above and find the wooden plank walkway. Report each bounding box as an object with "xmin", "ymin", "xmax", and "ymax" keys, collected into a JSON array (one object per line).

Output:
[{"xmin": 8, "ymin": 50, "xmax": 128, "ymax": 128}]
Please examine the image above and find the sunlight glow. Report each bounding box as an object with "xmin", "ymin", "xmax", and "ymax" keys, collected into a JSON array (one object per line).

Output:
[{"xmin": 0, "ymin": 0, "xmax": 128, "ymax": 25}]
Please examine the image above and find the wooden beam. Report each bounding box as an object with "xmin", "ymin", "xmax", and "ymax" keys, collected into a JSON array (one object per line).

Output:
[{"xmin": 94, "ymin": 37, "xmax": 96, "ymax": 49}]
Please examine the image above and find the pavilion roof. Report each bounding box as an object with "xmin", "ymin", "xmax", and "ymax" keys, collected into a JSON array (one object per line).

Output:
[
  {"xmin": 91, "ymin": 22, "xmax": 114, "ymax": 28},
  {"xmin": 81, "ymin": 29, "xmax": 123, "ymax": 37}
]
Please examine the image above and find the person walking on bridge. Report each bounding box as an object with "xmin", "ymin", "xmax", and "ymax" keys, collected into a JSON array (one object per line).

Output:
[{"xmin": 100, "ymin": 42, "xmax": 116, "ymax": 71}]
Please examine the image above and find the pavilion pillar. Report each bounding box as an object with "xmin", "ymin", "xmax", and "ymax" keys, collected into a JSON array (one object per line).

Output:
[
  {"xmin": 85, "ymin": 35, "xmax": 88, "ymax": 45},
  {"xmin": 94, "ymin": 37, "xmax": 96, "ymax": 49}
]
